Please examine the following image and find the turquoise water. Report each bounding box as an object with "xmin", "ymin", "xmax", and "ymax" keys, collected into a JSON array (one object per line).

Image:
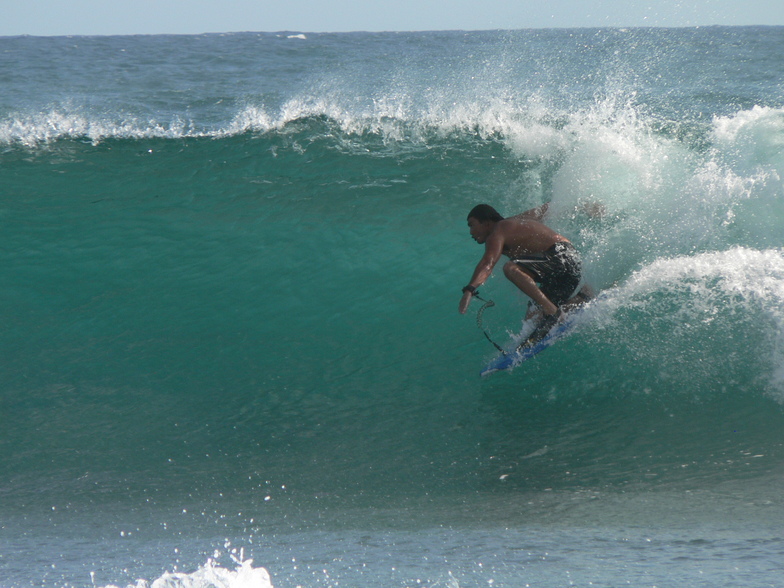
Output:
[{"xmin": 2, "ymin": 27, "xmax": 784, "ymax": 588}]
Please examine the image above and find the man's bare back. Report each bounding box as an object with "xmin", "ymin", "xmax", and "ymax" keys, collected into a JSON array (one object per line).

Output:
[{"xmin": 492, "ymin": 218, "xmax": 570, "ymax": 258}]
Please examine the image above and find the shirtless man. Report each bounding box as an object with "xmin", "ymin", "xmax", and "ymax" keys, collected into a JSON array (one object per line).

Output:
[{"xmin": 459, "ymin": 203, "xmax": 590, "ymax": 342}]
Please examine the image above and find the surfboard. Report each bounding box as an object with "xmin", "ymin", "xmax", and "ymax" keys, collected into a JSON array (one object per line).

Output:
[{"xmin": 480, "ymin": 304, "xmax": 586, "ymax": 376}]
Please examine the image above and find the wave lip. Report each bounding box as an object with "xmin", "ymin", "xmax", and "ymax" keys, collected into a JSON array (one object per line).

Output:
[{"xmin": 0, "ymin": 109, "xmax": 221, "ymax": 146}]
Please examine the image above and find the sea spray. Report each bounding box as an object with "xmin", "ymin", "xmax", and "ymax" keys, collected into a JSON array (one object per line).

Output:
[{"xmin": 99, "ymin": 560, "xmax": 273, "ymax": 588}]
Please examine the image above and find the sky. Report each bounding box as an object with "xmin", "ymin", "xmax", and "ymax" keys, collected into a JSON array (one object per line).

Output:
[{"xmin": 2, "ymin": 0, "xmax": 783, "ymax": 37}]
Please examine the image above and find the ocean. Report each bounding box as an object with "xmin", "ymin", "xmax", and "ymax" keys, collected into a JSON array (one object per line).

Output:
[{"xmin": 1, "ymin": 26, "xmax": 784, "ymax": 588}]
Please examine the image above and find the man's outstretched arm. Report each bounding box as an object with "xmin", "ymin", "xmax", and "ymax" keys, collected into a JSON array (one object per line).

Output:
[{"xmin": 459, "ymin": 233, "xmax": 504, "ymax": 314}]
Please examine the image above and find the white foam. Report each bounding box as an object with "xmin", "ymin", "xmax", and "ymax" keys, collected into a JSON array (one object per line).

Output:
[
  {"xmin": 0, "ymin": 109, "xmax": 209, "ymax": 146},
  {"xmin": 551, "ymin": 105, "xmax": 675, "ymax": 212},
  {"xmin": 618, "ymin": 247, "xmax": 784, "ymax": 305},
  {"xmin": 712, "ymin": 105, "xmax": 784, "ymax": 146},
  {"xmin": 711, "ymin": 105, "xmax": 784, "ymax": 177},
  {"xmin": 225, "ymin": 105, "xmax": 275, "ymax": 135},
  {"xmin": 593, "ymin": 247, "xmax": 784, "ymax": 398},
  {"xmin": 101, "ymin": 559, "xmax": 273, "ymax": 588}
]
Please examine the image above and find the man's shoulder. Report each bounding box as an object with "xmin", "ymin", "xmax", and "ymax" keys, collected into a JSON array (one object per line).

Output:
[
  {"xmin": 488, "ymin": 219, "xmax": 527, "ymax": 249},
  {"xmin": 491, "ymin": 219, "xmax": 519, "ymax": 238},
  {"xmin": 499, "ymin": 217, "xmax": 541, "ymax": 232},
  {"xmin": 498, "ymin": 217, "xmax": 529, "ymax": 227}
]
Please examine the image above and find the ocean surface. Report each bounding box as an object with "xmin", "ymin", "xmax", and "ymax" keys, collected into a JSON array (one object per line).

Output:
[{"xmin": 2, "ymin": 27, "xmax": 784, "ymax": 588}]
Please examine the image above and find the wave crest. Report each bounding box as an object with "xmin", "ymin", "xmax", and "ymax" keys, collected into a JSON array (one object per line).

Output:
[{"xmin": 588, "ymin": 247, "xmax": 784, "ymax": 400}]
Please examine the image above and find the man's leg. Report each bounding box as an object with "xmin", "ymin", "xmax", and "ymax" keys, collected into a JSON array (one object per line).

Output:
[{"xmin": 503, "ymin": 261, "xmax": 558, "ymax": 315}]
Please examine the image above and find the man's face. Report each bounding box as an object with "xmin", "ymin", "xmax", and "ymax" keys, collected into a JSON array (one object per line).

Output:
[{"xmin": 467, "ymin": 217, "xmax": 492, "ymax": 244}]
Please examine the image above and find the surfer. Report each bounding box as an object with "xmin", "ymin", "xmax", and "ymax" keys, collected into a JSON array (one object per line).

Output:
[{"xmin": 459, "ymin": 203, "xmax": 592, "ymax": 344}]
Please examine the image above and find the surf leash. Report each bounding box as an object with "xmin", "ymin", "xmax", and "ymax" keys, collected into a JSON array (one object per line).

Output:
[{"xmin": 473, "ymin": 293, "xmax": 507, "ymax": 355}]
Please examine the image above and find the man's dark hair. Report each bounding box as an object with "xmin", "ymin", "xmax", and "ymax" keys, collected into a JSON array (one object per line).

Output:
[{"xmin": 467, "ymin": 204, "xmax": 504, "ymax": 223}]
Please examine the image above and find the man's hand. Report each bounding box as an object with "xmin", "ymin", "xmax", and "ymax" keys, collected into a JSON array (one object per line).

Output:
[{"xmin": 458, "ymin": 290, "xmax": 474, "ymax": 314}]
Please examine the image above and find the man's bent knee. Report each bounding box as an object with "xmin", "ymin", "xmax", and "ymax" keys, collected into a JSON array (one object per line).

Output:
[{"xmin": 503, "ymin": 260, "xmax": 534, "ymax": 281}]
